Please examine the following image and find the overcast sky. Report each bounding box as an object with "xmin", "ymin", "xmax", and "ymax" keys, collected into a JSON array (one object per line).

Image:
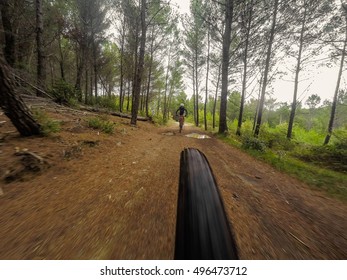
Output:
[{"xmin": 169, "ymin": 0, "xmax": 347, "ymax": 105}]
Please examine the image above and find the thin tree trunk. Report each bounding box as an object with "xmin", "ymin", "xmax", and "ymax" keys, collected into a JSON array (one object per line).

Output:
[
  {"xmin": 58, "ymin": 34, "xmax": 65, "ymax": 81},
  {"xmin": 163, "ymin": 47, "xmax": 171, "ymax": 123},
  {"xmin": 1, "ymin": 0, "xmax": 16, "ymax": 66},
  {"xmin": 287, "ymin": 3, "xmax": 307, "ymax": 140},
  {"xmin": 213, "ymin": 64, "xmax": 221, "ymax": 130},
  {"xmin": 131, "ymin": 0, "xmax": 147, "ymax": 126},
  {"xmin": 254, "ymin": 0, "xmax": 278, "ymax": 137},
  {"xmin": 192, "ymin": 64, "xmax": 196, "ymax": 125},
  {"xmin": 146, "ymin": 41, "xmax": 154, "ymax": 117},
  {"xmin": 126, "ymin": 80, "xmax": 130, "ymax": 112},
  {"xmin": 0, "ymin": 56, "xmax": 41, "ymax": 136},
  {"xmin": 119, "ymin": 15, "xmax": 126, "ymax": 112},
  {"xmin": 36, "ymin": 0, "xmax": 46, "ymax": 96},
  {"xmin": 93, "ymin": 40, "xmax": 98, "ymax": 100},
  {"xmin": 219, "ymin": 0, "xmax": 233, "ymax": 134},
  {"xmin": 204, "ymin": 27, "xmax": 210, "ymax": 131},
  {"xmin": 195, "ymin": 48, "xmax": 199, "ymax": 127},
  {"xmin": 324, "ymin": 9, "xmax": 347, "ymax": 145},
  {"xmin": 237, "ymin": 1, "xmax": 253, "ymax": 136}
]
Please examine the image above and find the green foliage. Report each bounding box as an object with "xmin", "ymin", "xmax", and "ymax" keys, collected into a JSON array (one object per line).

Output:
[
  {"xmin": 33, "ymin": 109, "xmax": 61, "ymax": 136},
  {"xmin": 151, "ymin": 113, "xmax": 166, "ymax": 126},
  {"xmin": 291, "ymin": 126, "xmax": 325, "ymax": 145},
  {"xmin": 49, "ymin": 80, "xmax": 78, "ymax": 106},
  {"xmin": 87, "ymin": 117, "xmax": 115, "ymax": 134},
  {"xmin": 220, "ymin": 132, "xmax": 347, "ymax": 201},
  {"xmin": 94, "ymin": 96, "xmax": 118, "ymax": 111},
  {"xmin": 294, "ymin": 130, "xmax": 347, "ymax": 173},
  {"xmin": 241, "ymin": 135, "xmax": 267, "ymax": 152}
]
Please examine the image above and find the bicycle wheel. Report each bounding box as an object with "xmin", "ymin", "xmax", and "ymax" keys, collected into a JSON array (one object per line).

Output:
[
  {"xmin": 175, "ymin": 148, "xmax": 239, "ymax": 260},
  {"xmin": 179, "ymin": 117, "xmax": 183, "ymax": 133}
]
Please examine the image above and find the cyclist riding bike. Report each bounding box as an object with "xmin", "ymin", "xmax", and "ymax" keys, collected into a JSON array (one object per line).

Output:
[{"xmin": 176, "ymin": 103, "xmax": 188, "ymax": 133}]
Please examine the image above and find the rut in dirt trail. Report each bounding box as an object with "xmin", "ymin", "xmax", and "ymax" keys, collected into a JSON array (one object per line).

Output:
[{"xmin": 0, "ymin": 117, "xmax": 347, "ymax": 259}]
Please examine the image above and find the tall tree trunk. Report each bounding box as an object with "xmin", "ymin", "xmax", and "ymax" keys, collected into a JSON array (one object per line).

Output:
[
  {"xmin": 145, "ymin": 36, "xmax": 154, "ymax": 117},
  {"xmin": 1, "ymin": 0, "xmax": 16, "ymax": 66},
  {"xmin": 213, "ymin": 64, "xmax": 221, "ymax": 130},
  {"xmin": 287, "ymin": 3, "xmax": 307, "ymax": 140},
  {"xmin": 36, "ymin": 0, "xmax": 45, "ymax": 96},
  {"xmin": 75, "ymin": 48, "xmax": 84, "ymax": 102},
  {"xmin": 0, "ymin": 56, "xmax": 41, "ymax": 136},
  {"xmin": 195, "ymin": 48, "xmax": 199, "ymax": 127},
  {"xmin": 324, "ymin": 8, "xmax": 347, "ymax": 145},
  {"xmin": 119, "ymin": 14, "xmax": 126, "ymax": 112},
  {"xmin": 58, "ymin": 34, "xmax": 65, "ymax": 81},
  {"xmin": 126, "ymin": 80, "xmax": 131, "ymax": 112},
  {"xmin": 204, "ymin": 27, "xmax": 211, "ymax": 131},
  {"xmin": 131, "ymin": 0, "xmax": 147, "ymax": 125},
  {"xmin": 254, "ymin": 0, "xmax": 278, "ymax": 137},
  {"xmin": 219, "ymin": 0, "xmax": 233, "ymax": 134},
  {"xmin": 93, "ymin": 40, "xmax": 98, "ymax": 99},
  {"xmin": 237, "ymin": 1, "xmax": 253, "ymax": 136},
  {"xmin": 192, "ymin": 64, "xmax": 196, "ymax": 125},
  {"xmin": 163, "ymin": 46, "xmax": 171, "ymax": 123}
]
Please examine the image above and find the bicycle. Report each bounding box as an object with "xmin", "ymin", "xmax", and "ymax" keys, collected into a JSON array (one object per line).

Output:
[
  {"xmin": 178, "ymin": 115, "xmax": 185, "ymax": 133},
  {"xmin": 175, "ymin": 148, "xmax": 239, "ymax": 260}
]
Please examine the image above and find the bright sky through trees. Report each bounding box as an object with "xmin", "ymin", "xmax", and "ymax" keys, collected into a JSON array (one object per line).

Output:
[{"xmin": 170, "ymin": 0, "xmax": 347, "ymax": 105}]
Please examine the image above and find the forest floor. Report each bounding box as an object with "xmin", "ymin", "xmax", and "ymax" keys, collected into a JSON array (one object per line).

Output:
[{"xmin": 1, "ymin": 97, "xmax": 347, "ymax": 260}]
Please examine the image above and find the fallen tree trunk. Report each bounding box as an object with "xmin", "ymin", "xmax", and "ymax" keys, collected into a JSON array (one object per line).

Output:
[{"xmin": 80, "ymin": 106, "xmax": 151, "ymax": 122}]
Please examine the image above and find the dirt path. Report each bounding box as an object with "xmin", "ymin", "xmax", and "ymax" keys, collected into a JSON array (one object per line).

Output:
[{"xmin": 1, "ymin": 109, "xmax": 347, "ymax": 259}]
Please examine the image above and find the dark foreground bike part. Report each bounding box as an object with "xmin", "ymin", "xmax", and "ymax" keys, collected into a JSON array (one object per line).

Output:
[{"xmin": 175, "ymin": 148, "xmax": 239, "ymax": 260}]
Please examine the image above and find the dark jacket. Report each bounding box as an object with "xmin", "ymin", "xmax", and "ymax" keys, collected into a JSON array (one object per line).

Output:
[{"xmin": 176, "ymin": 106, "xmax": 188, "ymax": 116}]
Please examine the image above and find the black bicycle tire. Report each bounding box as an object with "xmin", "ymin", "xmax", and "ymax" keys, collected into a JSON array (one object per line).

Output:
[{"xmin": 174, "ymin": 148, "xmax": 239, "ymax": 260}]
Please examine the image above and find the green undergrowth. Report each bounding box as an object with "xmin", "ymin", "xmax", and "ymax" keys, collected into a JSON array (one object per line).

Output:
[
  {"xmin": 87, "ymin": 116, "xmax": 115, "ymax": 134},
  {"xmin": 218, "ymin": 133, "xmax": 347, "ymax": 202},
  {"xmin": 33, "ymin": 109, "xmax": 61, "ymax": 136}
]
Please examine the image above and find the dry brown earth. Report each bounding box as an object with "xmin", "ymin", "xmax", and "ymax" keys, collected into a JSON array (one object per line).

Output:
[{"xmin": 1, "ymin": 102, "xmax": 346, "ymax": 259}]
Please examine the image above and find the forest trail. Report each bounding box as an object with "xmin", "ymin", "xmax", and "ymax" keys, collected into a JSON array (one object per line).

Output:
[{"xmin": 1, "ymin": 104, "xmax": 347, "ymax": 259}]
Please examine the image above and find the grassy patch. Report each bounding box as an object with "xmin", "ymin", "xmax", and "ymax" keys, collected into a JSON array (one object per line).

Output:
[
  {"xmin": 219, "ymin": 134, "xmax": 347, "ymax": 202},
  {"xmin": 33, "ymin": 109, "xmax": 61, "ymax": 136},
  {"xmin": 87, "ymin": 117, "xmax": 115, "ymax": 134}
]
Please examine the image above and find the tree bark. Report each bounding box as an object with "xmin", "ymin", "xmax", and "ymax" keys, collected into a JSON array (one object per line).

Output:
[
  {"xmin": 324, "ymin": 8, "xmax": 347, "ymax": 145},
  {"xmin": 36, "ymin": 0, "xmax": 46, "ymax": 96},
  {"xmin": 219, "ymin": 0, "xmax": 233, "ymax": 134},
  {"xmin": 1, "ymin": 0, "xmax": 16, "ymax": 66},
  {"xmin": 237, "ymin": 1, "xmax": 253, "ymax": 136},
  {"xmin": 287, "ymin": 2, "xmax": 307, "ymax": 140},
  {"xmin": 0, "ymin": 56, "xmax": 41, "ymax": 136},
  {"xmin": 195, "ymin": 47, "xmax": 199, "ymax": 127},
  {"xmin": 204, "ymin": 27, "xmax": 210, "ymax": 131},
  {"xmin": 119, "ymin": 14, "xmax": 126, "ymax": 112},
  {"xmin": 213, "ymin": 64, "xmax": 221, "ymax": 130},
  {"xmin": 254, "ymin": 0, "xmax": 278, "ymax": 137},
  {"xmin": 131, "ymin": 0, "xmax": 147, "ymax": 126}
]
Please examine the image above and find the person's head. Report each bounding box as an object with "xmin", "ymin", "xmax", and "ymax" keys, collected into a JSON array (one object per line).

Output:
[{"xmin": 180, "ymin": 103, "xmax": 184, "ymax": 108}]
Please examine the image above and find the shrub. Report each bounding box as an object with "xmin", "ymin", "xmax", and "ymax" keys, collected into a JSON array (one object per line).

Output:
[
  {"xmin": 49, "ymin": 80, "xmax": 78, "ymax": 105},
  {"xmin": 95, "ymin": 96, "xmax": 118, "ymax": 111},
  {"xmin": 33, "ymin": 109, "xmax": 61, "ymax": 135},
  {"xmin": 241, "ymin": 135, "xmax": 267, "ymax": 152},
  {"xmin": 295, "ymin": 142, "xmax": 347, "ymax": 173},
  {"xmin": 87, "ymin": 117, "xmax": 115, "ymax": 134}
]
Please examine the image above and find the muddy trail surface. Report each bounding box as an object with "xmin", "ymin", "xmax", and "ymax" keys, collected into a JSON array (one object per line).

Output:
[{"xmin": 1, "ymin": 102, "xmax": 347, "ymax": 259}]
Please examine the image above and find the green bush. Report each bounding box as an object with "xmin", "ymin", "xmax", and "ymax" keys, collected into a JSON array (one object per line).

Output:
[
  {"xmin": 33, "ymin": 109, "xmax": 61, "ymax": 135},
  {"xmin": 95, "ymin": 96, "xmax": 118, "ymax": 111},
  {"xmin": 295, "ymin": 141, "xmax": 347, "ymax": 173},
  {"xmin": 292, "ymin": 126, "xmax": 325, "ymax": 145},
  {"xmin": 87, "ymin": 117, "xmax": 115, "ymax": 134},
  {"xmin": 241, "ymin": 135, "xmax": 267, "ymax": 152},
  {"xmin": 50, "ymin": 80, "xmax": 78, "ymax": 105}
]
